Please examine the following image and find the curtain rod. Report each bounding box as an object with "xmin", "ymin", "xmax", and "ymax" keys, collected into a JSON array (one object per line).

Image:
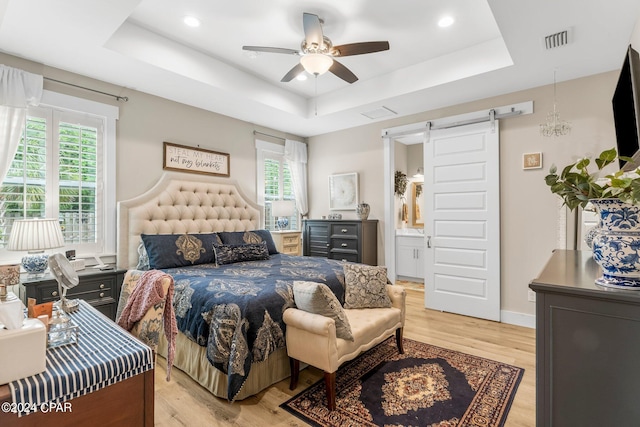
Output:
[
  {"xmin": 253, "ymin": 130, "xmax": 285, "ymax": 141},
  {"xmin": 44, "ymin": 77, "xmax": 129, "ymax": 102}
]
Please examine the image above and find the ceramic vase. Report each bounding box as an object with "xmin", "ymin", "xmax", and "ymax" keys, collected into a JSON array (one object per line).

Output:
[
  {"xmin": 356, "ymin": 202, "xmax": 370, "ymax": 220},
  {"xmin": 591, "ymin": 198, "xmax": 640, "ymax": 289}
]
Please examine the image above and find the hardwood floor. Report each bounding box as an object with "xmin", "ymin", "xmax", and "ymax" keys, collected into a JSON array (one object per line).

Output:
[{"xmin": 153, "ymin": 289, "xmax": 536, "ymax": 426}]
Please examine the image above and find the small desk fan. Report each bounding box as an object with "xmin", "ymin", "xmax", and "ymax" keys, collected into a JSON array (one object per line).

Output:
[{"xmin": 48, "ymin": 253, "xmax": 80, "ymax": 313}]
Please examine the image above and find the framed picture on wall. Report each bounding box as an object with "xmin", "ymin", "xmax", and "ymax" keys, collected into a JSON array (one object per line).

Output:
[
  {"xmin": 163, "ymin": 141, "xmax": 230, "ymax": 177},
  {"xmin": 329, "ymin": 172, "xmax": 359, "ymax": 210}
]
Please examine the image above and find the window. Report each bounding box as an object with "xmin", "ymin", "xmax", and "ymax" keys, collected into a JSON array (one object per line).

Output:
[
  {"xmin": 0, "ymin": 91, "xmax": 117, "ymax": 262},
  {"xmin": 256, "ymin": 140, "xmax": 299, "ymax": 231}
]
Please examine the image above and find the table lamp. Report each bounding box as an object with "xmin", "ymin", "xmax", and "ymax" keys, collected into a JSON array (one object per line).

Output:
[
  {"xmin": 272, "ymin": 200, "xmax": 295, "ymax": 230},
  {"xmin": 7, "ymin": 218, "xmax": 65, "ymax": 278}
]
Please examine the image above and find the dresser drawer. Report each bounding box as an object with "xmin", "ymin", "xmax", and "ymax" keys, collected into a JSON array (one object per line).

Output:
[
  {"xmin": 281, "ymin": 243, "xmax": 300, "ymax": 255},
  {"xmin": 329, "ymin": 251, "xmax": 359, "ymax": 263},
  {"xmin": 330, "ymin": 238, "xmax": 358, "ymax": 251},
  {"xmin": 282, "ymin": 235, "xmax": 299, "ymax": 246},
  {"xmin": 330, "ymin": 223, "xmax": 359, "ymax": 238}
]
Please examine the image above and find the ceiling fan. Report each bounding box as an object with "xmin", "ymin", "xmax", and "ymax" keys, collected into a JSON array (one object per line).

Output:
[{"xmin": 242, "ymin": 12, "xmax": 390, "ymax": 84}]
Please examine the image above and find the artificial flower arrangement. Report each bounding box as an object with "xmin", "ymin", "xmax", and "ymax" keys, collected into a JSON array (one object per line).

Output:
[{"xmin": 545, "ymin": 147, "xmax": 640, "ymax": 210}]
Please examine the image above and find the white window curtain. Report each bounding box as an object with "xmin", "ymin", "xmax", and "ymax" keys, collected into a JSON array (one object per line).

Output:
[
  {"xmin": 284, "ymin": 139, "xmax": 309, "ymax": 217},
  {"xmin": 0, "ymin": 65, "xmax": 43, "ymax": 183}
]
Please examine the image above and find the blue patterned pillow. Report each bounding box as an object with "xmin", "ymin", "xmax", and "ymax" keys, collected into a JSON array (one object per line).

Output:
[
  {"xmin": 213, "ymin": 242, "xmax": 270, "ymax": 265},
  {"xmin": 218, "ymin": 230, "xmax": 279, "ymax": 255},
  {"xmin": 141, "ymin": 233, "xmax": 222, "ymax": 269}
]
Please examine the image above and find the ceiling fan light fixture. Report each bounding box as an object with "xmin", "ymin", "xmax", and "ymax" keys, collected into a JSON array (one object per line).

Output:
[
  {"xmin": 296, "ymin": 73, "xmax": 308, "ymax": 81},
  {"xmin": 300, "ymin": 53, "xmax": 334, "ymax": 75},
  {"xmin": 183, "ymin": 16, "xmax": 201, "ymax": 28}
]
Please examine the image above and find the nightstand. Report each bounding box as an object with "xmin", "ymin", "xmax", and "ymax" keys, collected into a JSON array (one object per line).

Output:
[
  {"xmin": 271, "ymin": 230, "xmax": 302, "ymax": 256},
  {"xmin": 19, "ymin": 267, "xmax": 126, "ymax": 321}
]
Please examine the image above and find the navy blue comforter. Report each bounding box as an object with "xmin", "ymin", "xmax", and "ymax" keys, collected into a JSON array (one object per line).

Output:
[{"xmin": 163, "ymin": 254, "xmax": 346, "ymax": 401}]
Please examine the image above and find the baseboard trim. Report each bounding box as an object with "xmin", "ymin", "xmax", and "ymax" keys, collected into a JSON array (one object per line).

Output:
[{"xmin": 500, "ymin": 310, "xmax": 535, "ymax": 329}]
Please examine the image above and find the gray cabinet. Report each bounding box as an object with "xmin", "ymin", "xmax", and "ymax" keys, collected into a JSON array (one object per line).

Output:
[
  {"xmin": 529, "ymin": 250, "xmax": 640, "ymax": 427},
  {"xmin": 303, "ymin": 219, "xmax": 378, "ymax": 265}
]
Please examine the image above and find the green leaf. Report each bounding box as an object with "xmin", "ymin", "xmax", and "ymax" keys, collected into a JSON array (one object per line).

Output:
[{"xmin": 549, "ymin": 165, "xmax": 557, "ymax": 174}]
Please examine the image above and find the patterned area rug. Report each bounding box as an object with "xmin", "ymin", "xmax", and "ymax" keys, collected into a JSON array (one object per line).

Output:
[{"xmin": 281, "ymin": 338, "xmax": 523, "ymax": 427}]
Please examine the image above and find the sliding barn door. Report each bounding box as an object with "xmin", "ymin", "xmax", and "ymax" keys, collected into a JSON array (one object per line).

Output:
[{"xmin": 424, "ymin": 121, "xmax": 501, "ymax": 321}]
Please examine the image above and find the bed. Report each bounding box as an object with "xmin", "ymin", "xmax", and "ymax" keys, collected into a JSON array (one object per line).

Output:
[{"xmin": 117, "ymin": 172, "xmax": 348, "ymax": 401}]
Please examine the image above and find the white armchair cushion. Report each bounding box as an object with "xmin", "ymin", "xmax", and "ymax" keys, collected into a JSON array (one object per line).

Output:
[
  {"xmin": 293, "ymin": 281, "xmax": 354, "ymax": 341},
  {"xmin": 343, "ymin": 264, "xmax": 391, "ymax": 309}
]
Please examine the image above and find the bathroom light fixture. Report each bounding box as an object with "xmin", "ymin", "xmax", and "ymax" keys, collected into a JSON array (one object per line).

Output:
[
  {"xmin": 540, "ymin": 70, "xmax": 571, "ymax": 137},
  {"xmin": 413, "ymin": 167, "xmax": 424, "ymax": 178}
]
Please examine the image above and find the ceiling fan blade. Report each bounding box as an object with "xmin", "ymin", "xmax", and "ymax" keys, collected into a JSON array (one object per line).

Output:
[
  {"xmin": 281, "ymin": 63, "xmax": 306, "ymax": 82},
  {"xmin": 303, "ymin": 12, "xmax": 324, "ymax": 48},
  {"xmin": 331, "ymin": 41, "xmax": 390, "ymax": 57},
  {"xmin": 329, "ymin": 60, "xmax": 358, "ymax": 84},
  {"xmin": 242, "ymin": 46, "xmax": 300, "ymax": 55}
]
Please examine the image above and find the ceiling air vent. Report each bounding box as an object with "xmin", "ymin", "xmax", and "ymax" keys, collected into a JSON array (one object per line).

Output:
[
  {"xmin": 543, "ymin": 28, "xmax": 572, "ymax": 50},
  {"xmin": 361, "ymin": 106, "xmax": 397, "ymax": 120}
]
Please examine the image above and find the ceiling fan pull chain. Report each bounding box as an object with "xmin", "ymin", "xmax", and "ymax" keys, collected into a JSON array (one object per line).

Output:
[{"xmin": 315, "ymin": 74, "xmax": 318, "ymax": 116}]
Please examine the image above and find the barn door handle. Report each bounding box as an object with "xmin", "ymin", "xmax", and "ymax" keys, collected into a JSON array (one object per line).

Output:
[{"xmin": 426, "ymin": 236, "xmax": 432, "ymax": 248}]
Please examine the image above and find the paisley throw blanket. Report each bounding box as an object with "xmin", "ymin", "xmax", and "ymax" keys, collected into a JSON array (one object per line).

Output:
[{"xmin": 163, "ymin": 254, "xmax": 347, "ymax": 401}]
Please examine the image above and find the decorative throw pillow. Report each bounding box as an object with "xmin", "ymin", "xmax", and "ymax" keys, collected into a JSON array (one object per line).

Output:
[
  {"xmin": 218, "ymin": 230, "xmax": 279, "ymax": 255},
  {"xmin": 343, "ymin": 264, "xmax": 392, "ymax": 309},
  {"xmin": 141, "ymin": 233, "xmax": 221, "ymax": 269},
  {"xmin": 213, "ymin": 242, "xmax": 270, "ymax": 265},
  {"xmin": 136, "ymin": 241, "xmax": 150, "ymax": 271},
  {"xmin": 292, "ymin": 281, "xmax": 354, "ymax": 341}
]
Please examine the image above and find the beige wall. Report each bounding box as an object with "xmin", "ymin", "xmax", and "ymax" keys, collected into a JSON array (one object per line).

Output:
[
  {"xmin": 0, "ymin": 53, "xmax": 302, "ymax": 205},
  {"xmin": 308, "ymin": 71, "xmax": 619, "ymax": 316}
]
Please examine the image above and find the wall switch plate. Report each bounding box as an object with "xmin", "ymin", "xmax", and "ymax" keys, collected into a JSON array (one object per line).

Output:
[{"xmin": 528, "ymin": 289, "xmax": 536, "ymax": 302}]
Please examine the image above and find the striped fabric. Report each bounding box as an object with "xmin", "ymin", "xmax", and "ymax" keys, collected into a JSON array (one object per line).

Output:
[{"xmin": 9, "ymin": 300, "xmax": 154, "ymax": 417}]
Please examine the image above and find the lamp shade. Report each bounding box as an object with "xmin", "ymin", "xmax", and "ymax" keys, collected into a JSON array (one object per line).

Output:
[
  {"xmin": 7, "ymin": 218, "xmax": 65, "ymax": 252},
  {"xmin": 300, "ymin": 53, "xmax": 334, "ymax": 75},
  {"xmin": 272, "ymin": 200, "xmax": 295, "ymax": 217}
]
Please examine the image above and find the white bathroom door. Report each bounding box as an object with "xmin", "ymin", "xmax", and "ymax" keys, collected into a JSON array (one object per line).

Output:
[{"xmin": 424, "ymin": 121, "xmax": 501, "ymax": 321}]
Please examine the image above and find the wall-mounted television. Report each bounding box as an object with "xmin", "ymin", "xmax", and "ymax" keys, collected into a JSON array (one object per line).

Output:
[{"xmin": 613, "ymin": 44, "xmax": 640, "ymax": 171}]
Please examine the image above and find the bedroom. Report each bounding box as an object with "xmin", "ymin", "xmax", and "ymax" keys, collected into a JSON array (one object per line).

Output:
[{"xmin": 1, "ymin": 0, "xmax": 640, "ymax": 426}]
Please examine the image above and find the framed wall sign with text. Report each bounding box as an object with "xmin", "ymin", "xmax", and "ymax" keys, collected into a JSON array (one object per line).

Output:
[{"xmin": 163, "ymin": 142, "xmax": 230, "ymax": 177}]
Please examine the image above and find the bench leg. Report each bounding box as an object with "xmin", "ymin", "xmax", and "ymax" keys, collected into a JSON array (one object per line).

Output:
[
  {"xmin": 396, "ymin": 327, "xmax": 404, "ymax": 354},
  {"xmin": 324, "ymin": 371, "xmax": 336, "ymax": 410},
  {"xmin": 289, "ymin": 358, "xmax": 299, "ymax": 390}
]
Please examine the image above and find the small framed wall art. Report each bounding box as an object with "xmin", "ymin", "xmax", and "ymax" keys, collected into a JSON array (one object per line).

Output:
[
  {"xmin": 329, "ymin": 172, "xmax": 359, "ymax": 210},
  {"xmin": 523, "ymin": 152, "xmax": 543, "ymax": 170},
  {"xmin": 163, "ymin": 141, "xmax": 230, "ymax": 177}
]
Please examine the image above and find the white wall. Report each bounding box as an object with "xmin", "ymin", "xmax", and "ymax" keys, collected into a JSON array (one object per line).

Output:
[{"xmin": 307, "ymin": 71, "xmax": 619, "ymax": 317}]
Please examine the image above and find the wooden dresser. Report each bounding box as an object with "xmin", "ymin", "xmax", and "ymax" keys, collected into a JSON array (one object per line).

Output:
[
  {"xmin": 529, "ymin": 250, "xmax": 640, "ymax": 426},
  {"xmin": 271, "ymin": 230, "xmax": 302, "ymax": 256},
  {"xmin": 302, "ymin": 219, "xmax": 377, "ymax": 265}
]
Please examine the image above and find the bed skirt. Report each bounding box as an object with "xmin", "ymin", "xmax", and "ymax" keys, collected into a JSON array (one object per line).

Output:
[{"xmin": 157, "ymin": 332, "xmax": 291, "ymax": 400}]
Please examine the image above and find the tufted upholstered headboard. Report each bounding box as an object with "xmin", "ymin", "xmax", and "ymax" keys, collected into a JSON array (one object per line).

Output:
[{"xmin": 117, "ymin": 172, "xmax": 263, "ymax": 269}]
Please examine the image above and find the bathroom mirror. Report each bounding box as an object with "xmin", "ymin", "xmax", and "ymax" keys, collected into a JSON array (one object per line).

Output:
[{"xmin": 411, "ymin": 181, "xmax": 424, "ymax": 227}]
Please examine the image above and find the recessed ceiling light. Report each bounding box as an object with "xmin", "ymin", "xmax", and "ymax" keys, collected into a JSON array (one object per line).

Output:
[
  {"xmin": 438, "ymin": 16, "xmax": 454, "ymax": 28},
  {"xmin": 296, "ymin": 73, "xmax": 308, "ymax": 81},
  {"xmin": 183, "ymin": 16, "xmax": 201, "ymax": 28}
]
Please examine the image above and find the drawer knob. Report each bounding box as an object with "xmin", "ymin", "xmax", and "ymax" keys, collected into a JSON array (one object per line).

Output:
[
  {"xmin": 342, "ymin": 258, "xmax": 347, "ymax": 262},
  {"xmin": 99, "ymin": 292, "xmax": 105, "ymax": 298},
  {"xmin": 51, "ymin": 290, "xmax": 58, "ymax": 297},
  {"xmin": 341, "ymin": 228, "xmax": 348, "ymax": 233},
  {"xmin": 326, "ymin": 243, "xmax": 330, "ymax": 247},
  {"xmin": 341, "ymin": 243, "xmax": 348, "ymax": 247},
  {"xmin": 99, "ymin": 283, "xmax": 105, "ymax": 289}
]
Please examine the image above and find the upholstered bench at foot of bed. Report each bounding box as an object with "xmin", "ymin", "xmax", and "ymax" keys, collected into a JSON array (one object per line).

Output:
[{"xmin": 283, "ymin": 284, "xmax": 406, "ymax": 410}]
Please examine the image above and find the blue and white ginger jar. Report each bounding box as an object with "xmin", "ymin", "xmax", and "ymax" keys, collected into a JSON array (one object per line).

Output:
[{"xmin": 591, "ymin": 198, "xmax": 640, "ymax": 289}]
